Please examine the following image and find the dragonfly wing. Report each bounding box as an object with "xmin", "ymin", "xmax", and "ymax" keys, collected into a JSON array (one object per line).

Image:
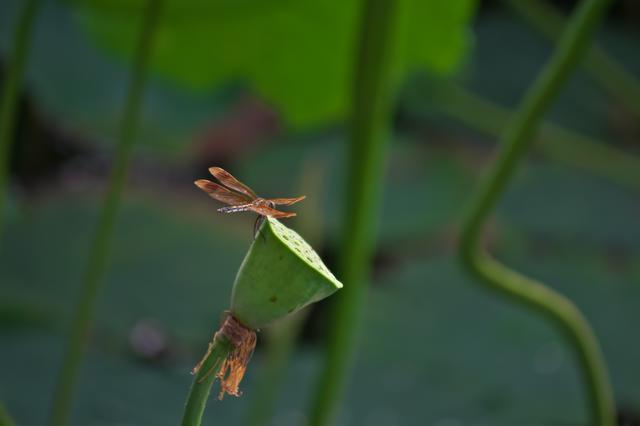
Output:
[
  {"xmin": 265, "ymin": 195, "xmax": 306, "ymax": 206},
  {"xmin": 209, "ymin": 167, "xmax": 258, "ymax": 200},
  {"xmin": 249, "ymin": 204, "xmax": 296, "ymax": 219},
  {"xmin": 195, "ymin": 179, "xmax": 251, "ymax": 205}
]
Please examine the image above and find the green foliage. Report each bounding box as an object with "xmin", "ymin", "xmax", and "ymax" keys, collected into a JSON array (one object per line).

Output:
[
  {"xmin": 70, "ymin": 0, "xmax": 476, "ymax": 126},
  {"xmin": 0, "ymin": 153, "xmax": 639, "ymax": 425}
]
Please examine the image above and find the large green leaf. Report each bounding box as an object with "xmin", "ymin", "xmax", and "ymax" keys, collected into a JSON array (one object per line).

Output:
[{"xmin": 71, "ymin": 0, "xmax": 477, "ymax": 126}]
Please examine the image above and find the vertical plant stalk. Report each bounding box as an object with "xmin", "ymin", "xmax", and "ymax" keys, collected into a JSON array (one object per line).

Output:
[
  {"xmin": 503, "ymin": 0, "xmax": 640, "ymax": 118},
  {"xmin": 434, "ymin": 84, "xmax": 640, "ymax": 191},
  {"xmin": 181, "ymin": 333, "xmax": 234, "ymax": 426},
  {"xmin": 0, "ymin": 0, "xmax": 40, "ymax": 243},
  {"xmin": 48, "ymin": 1, "xmax": 163, "ymax": 425},
  {"xmin": 308, "ymin": 0, "xmax": 402, "ymax": 425},
  {"xmin": 244, "ymin": 310, "xmax": 308, "ymax": 426},
  {"xmin": 459, "ymin": 0, "xmax": 615, "ymax": 424}
]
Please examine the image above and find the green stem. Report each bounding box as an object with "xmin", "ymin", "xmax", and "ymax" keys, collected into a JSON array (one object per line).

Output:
[
  {"xmin": 0, "ymin": 401, "xmax": 16, "ymax": 426},
  {"xmin": 436, "ymin": 84, "xmax": 640, "ymax": 191},
  {"xmin": 308, "ymin": 0, "xmax": 401, "ymax": 424},
  {"xmin": 0, "ymin": 0, "xmax": 40, "ymax": 244},
  {"xmin": 181, "ymin": 334, "xmax": 233, "ymax": 426},
  {"xmin": 48, "ymin": 1, "xmax": 163, "ymax": 425},
  {"xmin": 503, "ymin": 0, "xmax": 640, "ymax": 118},
  {"xmin": 459, "ymin": 0, "xmax": 615, "ymax": 424}
]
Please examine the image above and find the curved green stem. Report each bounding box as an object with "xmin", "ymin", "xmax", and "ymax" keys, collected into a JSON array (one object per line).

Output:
[
  {"xmin": 0, "ymin": 0, "xmax": 40, "ymax": 244},
  {"xmin": 459, "ymin": 0, "xmax": 615, "ymax": 425},
  {"xmin": 435, "ymin": 84, "xmax": 640, "ymax": 192},
  {"xmin": 308, "ymin": 0, "xmax": 402, "ymax": 425},
  {"xmin": 503, "ymin": 0, "xmax": 640, "ymax": 118},
  {"xmin": 48, "ymin": 1, "xmax": 163, "ymax": 425},
  {"xmin": 181, "ymin": 334, "xmax": 233, "ymax": 426}
]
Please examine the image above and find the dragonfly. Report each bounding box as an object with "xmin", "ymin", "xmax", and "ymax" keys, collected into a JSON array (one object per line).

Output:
[{"xmin": 195, "ymin": 167, "xmax": 305, "ymax": 231}]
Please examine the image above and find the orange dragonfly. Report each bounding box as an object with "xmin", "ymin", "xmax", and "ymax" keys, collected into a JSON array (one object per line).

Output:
[{"xmin": 195, "ymin": 167, "xmax": 305, "ymax": 220}]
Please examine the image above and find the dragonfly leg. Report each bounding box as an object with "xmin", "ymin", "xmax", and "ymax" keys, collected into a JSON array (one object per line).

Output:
[{"xmin": 253, "ymin": 215, "xmax": 266, "ymax": 241}]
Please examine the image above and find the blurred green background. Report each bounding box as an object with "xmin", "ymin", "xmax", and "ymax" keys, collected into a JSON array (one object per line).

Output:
[{"xmin": 0, "ymin": 0, "xmax": 639, "ymax": 424}]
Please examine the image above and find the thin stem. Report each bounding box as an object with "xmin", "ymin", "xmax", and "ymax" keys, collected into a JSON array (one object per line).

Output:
[
  {"xmin": 0, "ymin": 0, "xmax": 40, "ymax": 244},
  {"xmin": 435, "ymin": 84, "xmax": 640, "ymax": 191},
  {"xmin": 48, "ymin": 1, "xmax": 163, "ymax": 425},
  {"xmin": 181, "ymin": 334, "xmax": 233, "ymax": 426},
  {"xmin": 308, "ymin": 0, "xmax": 402, "ymax": 425},
  {"xmin": 503, "ymin": 0, "xmax": 640, "ymax": 118},
  {"xmin": 459, "ymin": 0, "xmax": 615, "ymax": 424}
]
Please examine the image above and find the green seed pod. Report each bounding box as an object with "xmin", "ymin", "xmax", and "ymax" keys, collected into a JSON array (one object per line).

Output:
[{"xmin": 230, "ymin": 217, "xmax": 342, "ymax": 329}]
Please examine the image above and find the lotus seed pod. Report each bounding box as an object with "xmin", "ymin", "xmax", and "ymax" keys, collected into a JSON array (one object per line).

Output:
[{"xmin": 230, "ymin": 217, "xmax": 342, "ymax": 329}]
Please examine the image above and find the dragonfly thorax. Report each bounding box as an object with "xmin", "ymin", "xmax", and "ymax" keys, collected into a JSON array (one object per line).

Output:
[{"xmin": 253, "ymin": 198, "xmax": 276, "ymax": 209}]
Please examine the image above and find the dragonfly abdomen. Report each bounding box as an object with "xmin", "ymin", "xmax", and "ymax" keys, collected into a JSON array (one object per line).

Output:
[{"xmin": 218, "ymin": 204, "xmax": 253, "ymax": 213}]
